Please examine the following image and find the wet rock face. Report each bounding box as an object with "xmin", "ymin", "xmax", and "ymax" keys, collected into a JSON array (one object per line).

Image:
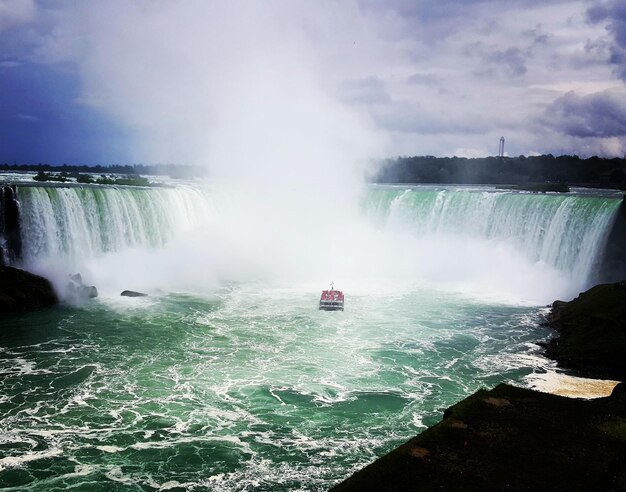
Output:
[
  {"xmin": 545, "ymin": 281, "xmax": 626, "ymax": 380},
  {"xmin": 0, "ymin": 185, "xmax": 22, "ymax": 265},
  {"xmin": 0, "ymin": 266, "xmax": 58, "ymax": 314},
  {"xmin": 67, "ymin": 273, "xmax": 98, "ymax": 301}
]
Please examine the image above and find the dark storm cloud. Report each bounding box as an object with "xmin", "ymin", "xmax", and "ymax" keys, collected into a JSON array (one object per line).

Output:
[
  {"xmin": 587, "ymin": 0, "xmax": 626, "ymax": 80},
  {"xmin": 462, "ymin": 42, "xmax": 530, "ymax": 79},
  {"xmin": 541, "ymin": 90, "xmax": 626, "ymax": 138}
]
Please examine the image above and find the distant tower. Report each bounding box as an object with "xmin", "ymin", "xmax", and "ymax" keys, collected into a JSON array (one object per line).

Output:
[{"xmin": 498, "ymin": 136, "xmax": 505, "ymax": 159}]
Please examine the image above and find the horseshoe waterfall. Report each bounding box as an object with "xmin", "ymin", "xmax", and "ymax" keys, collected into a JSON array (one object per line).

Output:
[{"xmin": 0, "ymin": 182, "xmax": 623, "ymax": 490}]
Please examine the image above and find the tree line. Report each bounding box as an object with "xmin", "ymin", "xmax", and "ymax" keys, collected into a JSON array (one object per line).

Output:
[
  {"xmin": 0, "ymin": 163, "xmax": 204, "ymax": 179},
  {"xmin": 374, "ymin": 155, "xmax": 626, "ymax": 188},
  {"xmin": 3, "ymin": 155, "xmax": 626, "ymax": 188}
]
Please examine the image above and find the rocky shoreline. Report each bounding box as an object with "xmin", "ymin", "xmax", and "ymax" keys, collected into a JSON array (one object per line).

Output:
[
  {"xmin": 544, "ymin": 282, "xmax": 626, "ymax": 380},
  {"xmin": 333, "ymin": 383, "xmax": 626, "ymax": 491},
  {"xmin": 332, "ymin": 282, "xmax": 626, "ymax": 491},
  {"xmin": 0, "ymin": 266, "xmax": 58, "ymax": 314}
]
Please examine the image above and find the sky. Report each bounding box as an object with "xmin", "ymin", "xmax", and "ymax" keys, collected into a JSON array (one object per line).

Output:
[{"xmin": 0, "ymin": 0, "xmax": 625, "ymax": 165}]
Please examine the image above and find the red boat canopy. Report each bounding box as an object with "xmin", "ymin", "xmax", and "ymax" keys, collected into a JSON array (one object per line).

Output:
[{"xmin": 320, "ymin": 290, "xmax": 344, "ymax": 301}]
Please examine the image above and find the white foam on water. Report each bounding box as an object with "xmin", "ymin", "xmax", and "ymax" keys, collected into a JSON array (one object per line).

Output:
[
  {"xmin": 0, "ymin": 449, "xmax": 63, "ymax": 471},
  {"xmin": 96, "ymin": 445, "xmax": 126, "ymax": 453},
  {"xmin": 63, "ymin": 464, "xmax": 97, "ymax": 478}
]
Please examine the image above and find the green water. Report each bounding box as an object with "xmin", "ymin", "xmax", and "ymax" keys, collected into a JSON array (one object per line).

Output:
[{"xmin": 0, "ymin": 285, "xmax": 550, "ymax": 490}]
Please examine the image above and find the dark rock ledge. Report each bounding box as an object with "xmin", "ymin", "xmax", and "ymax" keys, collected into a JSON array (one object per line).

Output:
[
  {"xmin": 332, "ymin": 383, "xmax": 626, "ymax": 491},
  {"xmin": 544, "ymin": 281, "xmax": 626, "ymax": 380},
  {"xmin": 0, "ymin": 266, "xmax": 58, "ymax": 314},
  {"xmin": 332, "ymin": 282, "xmax": 626, "ymax": 491}
]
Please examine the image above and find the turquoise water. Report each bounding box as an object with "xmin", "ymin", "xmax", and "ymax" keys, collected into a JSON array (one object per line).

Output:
[
  {"xmin": 1, "ymin": 182, "xmax": 621, "ymax": 490},
  {"xmin": 0, "ymin": 286, "xmax": 549, "ymax": 490}
]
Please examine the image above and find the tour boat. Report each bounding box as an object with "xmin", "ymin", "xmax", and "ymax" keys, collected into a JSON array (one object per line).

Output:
[{"xmin": 319, "ymin": 282, "xmax": 344, "ymax": 311}]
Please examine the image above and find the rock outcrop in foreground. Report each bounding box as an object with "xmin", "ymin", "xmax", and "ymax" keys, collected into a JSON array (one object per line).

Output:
[
  {"xmin": 0, "ymin": 266, "xmax": 58, "ymax": 314},
  {"xmin": 545, "ymin": 281, "xmax": 626, "ymax": 380},
  {"xmin": 332, "ymin": 383, "xmax": 626, "ymax": 491}
]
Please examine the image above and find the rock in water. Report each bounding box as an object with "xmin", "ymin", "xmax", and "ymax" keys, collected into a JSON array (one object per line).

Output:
[
  {"xmin": 84, "ymin": 286, "xmax": 98, "ymax": 298},
  {"xmin": 67, "ymin": 273, "xmax": 98, "ymax": 300},
  {"xmin": 69, "ymin": 273, "xmax": 83, "ymax": 284},
  {"xmin": 120, "ymin": 290, "xmax": 148, "ymax": 297},
  {"xmin": 0, "ymin": 266, "xmax": 58, "ymax": 314}
]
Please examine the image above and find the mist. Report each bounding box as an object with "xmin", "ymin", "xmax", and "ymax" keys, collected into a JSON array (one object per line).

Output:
[{"xmin": 48, "ymin": 1, "xmax": 388, "ymax": 291}]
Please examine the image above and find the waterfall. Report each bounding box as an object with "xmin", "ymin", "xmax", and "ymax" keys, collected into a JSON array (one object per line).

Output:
[
  {"xmin": 16, "ymin": 185, "xmax": 209, "ymax": 265},
  {"xmin": 2, "ymin": 182, "xmax": 621, "ymax": 302},
  {"xmin": 363, "ymin": 187, "xmax": 621, "ymax": 293}
]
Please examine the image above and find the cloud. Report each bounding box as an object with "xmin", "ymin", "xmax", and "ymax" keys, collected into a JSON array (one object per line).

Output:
[
  {"xmin": 0, "ymin": 0, "xmax": 35, "ymax": 32},
  {"xmin": 406, "ymin": 72, "xmax": 441, "ymax": 85},
  {"xmin": 372, "ymin": 100, "xmax": 492, "ymax": 135},
  {"xmin": 2, "ymin": 0, "xmax": 624, "ymax": 163},
  {"xmin": 587, "ymin": 0, "xmax": 626, "ymax": 80},
  {"xmin": 540, "ymin": 88, "xmax": 626, "ymax": 138},
  {"xmin": 17, "ymin": 113, "xmax": 39, "ymax": 122},
  {"xmin": 484, "ymin": 47, "xmax": 528, "ymax": 77}
]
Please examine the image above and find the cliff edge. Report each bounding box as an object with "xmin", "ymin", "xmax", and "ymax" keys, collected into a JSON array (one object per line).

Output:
[
  {"xmin": 332, "ymin": 383, "xmax": 626, "ymax": 491},
  {"xmin": 545, "ymin": 281, "xmax": 626, "ymax": 380}
]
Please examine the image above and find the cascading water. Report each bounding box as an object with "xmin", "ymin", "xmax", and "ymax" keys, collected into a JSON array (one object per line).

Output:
[
  {"xmin": 362, "ymin": 186, "xmax": 620, "ymax": 298},
  {"xmin": 13, "ymin": 184, "xmax": 213, "ymax": 295},
  {"xmin": 18, "ymin": 185, "xmax": 209, "ymax": 263},
  {"xmin": 9, "ymin": 183, "xmax": 622, "ymax": 303},
  {"xmin": 0, "ymin": 181, "xmax": 623, "ymax": 490}
]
